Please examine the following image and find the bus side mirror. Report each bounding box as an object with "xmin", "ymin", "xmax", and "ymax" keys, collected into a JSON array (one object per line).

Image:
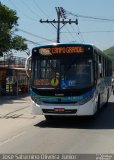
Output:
[{"xmin": 25, "ymin": 55, "xmax": 31, "ymax": 78}]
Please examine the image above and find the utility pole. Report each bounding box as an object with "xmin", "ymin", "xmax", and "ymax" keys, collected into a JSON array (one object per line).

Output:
[{"xmin": 40, "ymin": 7, "xmax": 78, "ymax": 43}]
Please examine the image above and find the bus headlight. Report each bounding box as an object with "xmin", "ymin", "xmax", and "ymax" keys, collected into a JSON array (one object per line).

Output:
[
  {"xmin": 31, "ymin": 96, "xmax": 42, "ymax": 105},
  {"xmin": 77, "ymin": 95, "xmax": 93, "ymax": 105}
]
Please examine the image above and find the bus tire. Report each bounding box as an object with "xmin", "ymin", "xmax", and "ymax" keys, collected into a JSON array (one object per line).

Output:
[
  {"xmin": 44, "ymin": 115, "xmax": 53, "ymax": 121},
  {"xmin": 97, "ymin": 95, "xmax": 100, "ymax": 113},
  {"xmin": 106, "ymin": 89, "xmax": 109, "ymax": 103}
]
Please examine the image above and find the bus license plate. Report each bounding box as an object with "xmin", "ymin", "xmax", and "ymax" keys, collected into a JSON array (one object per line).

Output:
[{"xmin": 54, "ymin": 108, "xmax": 65, "ymax": 112}]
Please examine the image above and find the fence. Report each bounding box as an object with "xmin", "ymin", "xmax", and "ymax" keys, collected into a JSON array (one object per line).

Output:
[
  {"xmin": 0, "ymin": 54, "xmax": 26, "ymax": 68},
  {"xmin": 0, "ymin": 55, "xmax": 29, "ymax": 96}
]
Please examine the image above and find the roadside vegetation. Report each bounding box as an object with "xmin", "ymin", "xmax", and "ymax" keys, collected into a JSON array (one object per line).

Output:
[{"xmin": 0, "ymin": 2, "xmax": 28, "ymax": 57}]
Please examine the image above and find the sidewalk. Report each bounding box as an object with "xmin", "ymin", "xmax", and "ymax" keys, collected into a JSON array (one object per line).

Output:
[
  {"xmin": 0, "ymin": 93, "xmax": 31, "ymax": 116},
  {"xmin": 0, "ymin": 93, "xmax": 30, "ymax": 103},
  {"xmin": 0, "ymin": 93, "xmax": 30, "ymax": 99},
  {"xmin": 0, "ymin": 94, "xmax": 42, "ymax": 145}
]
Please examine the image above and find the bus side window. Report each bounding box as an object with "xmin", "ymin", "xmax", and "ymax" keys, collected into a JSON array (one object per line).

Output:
[
  {"xmin": 94, "ymin": 51, "xmax": 98, "ymax": 81},
  {"xmin": 98, "ymin": 55, "xmax": 103, "ymax": 78}
]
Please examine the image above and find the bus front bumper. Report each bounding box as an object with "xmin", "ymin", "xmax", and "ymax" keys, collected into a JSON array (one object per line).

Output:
[{"xmin": 31, "ymin": 98, "xmax": 97, "ymax": 116}]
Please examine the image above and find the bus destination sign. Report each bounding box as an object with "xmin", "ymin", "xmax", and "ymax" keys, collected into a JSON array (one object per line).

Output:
[{"xmin": 39, "ymin": 46, "xmax": 84, "ymax": 55}]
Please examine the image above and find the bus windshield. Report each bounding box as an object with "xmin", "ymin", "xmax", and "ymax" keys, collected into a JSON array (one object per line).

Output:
[{"xmin": 32, "ymin": 56, "xmax": 93, "ymax": 89}]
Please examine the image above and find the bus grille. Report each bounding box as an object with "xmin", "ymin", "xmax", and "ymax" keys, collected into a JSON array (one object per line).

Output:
[{"xmin": 42, "ymin": 109, "xmax": 77, "ymax": 114}]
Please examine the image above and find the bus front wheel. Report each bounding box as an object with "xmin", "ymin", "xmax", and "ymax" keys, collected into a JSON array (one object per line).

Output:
[
  {"xmin": 97, "ymin": 95, "xmax": 100, "ymax": 113},
  {"xmin": 44, "ymin": 115, "xmax": 53, "ymax": 121},
  {"xmin": 106, "ymin": 89, "xmax": 109, "ymax": 104}
]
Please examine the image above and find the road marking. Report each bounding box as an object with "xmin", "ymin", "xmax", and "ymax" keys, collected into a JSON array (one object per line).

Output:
[
  {"xmin": 0, "ymin": 131, "xmax": 26, "ymax": 146},
  {"xmin": 4, "ymin": 105, "xmax": 29, "ymax": 115},
  {"xmin": 0, "ymin": 105, "xmax": 30, "ymax": 119},
  {"xmin": 0, "ymin": 113, "xmax": 36, "ymax": 119}
]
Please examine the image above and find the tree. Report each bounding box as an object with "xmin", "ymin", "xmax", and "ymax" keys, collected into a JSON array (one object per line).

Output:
[{"xmin": 0, "ymin": 2, "xmax": 27, "ymax": 56}]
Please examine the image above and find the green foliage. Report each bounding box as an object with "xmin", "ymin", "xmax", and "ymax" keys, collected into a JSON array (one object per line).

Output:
[
  {"xmin": 0, "ymin": 3, "xmax": 18, "ymax": 29},
  {"xmin": 12, "ymin": 36, "xmax": 27, "ymax": 51},
  {"xmin": 104, "ymin": 46, "xmax": 114, "ymax": 59},
  {"xmin": 104, "ymin": 46, "xmax": 114, "ymax": 71},
  {"xmin": 0, "ymin": 2, "xmax": 27, "ymax": 56}
]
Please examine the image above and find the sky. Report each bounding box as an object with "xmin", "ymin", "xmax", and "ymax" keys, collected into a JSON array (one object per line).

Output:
[{"xmin": 1, "ymin": 0, "xmax": 114, "ymax": 57}]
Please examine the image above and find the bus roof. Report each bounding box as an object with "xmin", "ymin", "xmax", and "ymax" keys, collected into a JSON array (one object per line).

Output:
[
  {"xmin": 32, "ymin": 42, "xmax": 95, "ymax": 49},
  {"xmin": 32, "ymin": 42, "xmax": 111, "ymax": 61}
]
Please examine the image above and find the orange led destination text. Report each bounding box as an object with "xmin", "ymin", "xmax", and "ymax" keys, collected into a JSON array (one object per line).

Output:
[
  {"xmin": 40, "ymin": 46, "xmax": 84, "ymax": 55},
  {"xmin": 35, "ymin": 79, "xmax": 50, "ymax": 85}
]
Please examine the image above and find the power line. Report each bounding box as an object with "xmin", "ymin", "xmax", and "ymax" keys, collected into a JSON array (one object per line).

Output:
[
  {"xmin": 17, "ymin": 28, "xmax": 56, "ymax": 42},
  {"xmin": 14, "ymin": 32, "xmax": 57, "ymax": 46},
  {"xmin": 9, "ymin": 0, "xmax": 56, "ymax": 36},
  {"xmin": 66, "ymin": 10, "xmax": 114, "ymax": 22},
  {"xmin": 9, "ymin": 0, "xmax": 38, "ymax": 22},
  {"xmin": 62, "ymin": 30, "xmax": 114, "ymax": 34},
  {"xmin": 61, "ymin": 30, "xmax": 71, "ymax": 42},
  {"xmin": 24, "ymin": 39, "xmax": 40, "ymax": 45},
  {"xmin": 65, "ymin": 26, "xmax": 77, "ymax": 42},
  {"xmin": 81, "ymin": 30, "xmax": 114, "ymax": 34},
  {"xmin": 3, "ymin": 1, "xmax": 56, "ymax": 43},
  {"xmin": 70, "ymin": 24, "xmax": 83, "ymax": 43},
  {"xmin": 32, "ymin": 0, "xmax": 56, "ymax": 34},
  {"xmin": 13, "ymin": 33, "xmax": 40, "ymax": 45},
  {"xmin": 19, "ymin": 0, "xmax": 56, "ymax": 34},
  {"xmin": 33, "ymin": 0, "xmax": 50, "ymax": 18},
  {"xmin": 21, "ymin": 0, "xmax": 41, "ymax": 19},
  {"xmin": 76, "ymin": 25, "xmax": 85, "ymax": 43}
]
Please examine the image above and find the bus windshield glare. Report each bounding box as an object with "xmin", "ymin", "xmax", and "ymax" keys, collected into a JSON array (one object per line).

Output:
[{"xmin": 32, "ymin": 55, "xmax": 93, "ymax": 89}]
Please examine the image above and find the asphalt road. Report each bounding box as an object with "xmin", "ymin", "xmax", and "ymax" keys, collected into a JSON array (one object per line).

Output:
[{"xmin": 0, "ymin": 94, "xmax": 114, "ymax": 154}]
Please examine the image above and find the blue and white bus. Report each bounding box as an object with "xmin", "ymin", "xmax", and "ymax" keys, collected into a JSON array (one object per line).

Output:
[{"xmin": 27, "ymin": 43, "xmax": 112, "ymax": 120}]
